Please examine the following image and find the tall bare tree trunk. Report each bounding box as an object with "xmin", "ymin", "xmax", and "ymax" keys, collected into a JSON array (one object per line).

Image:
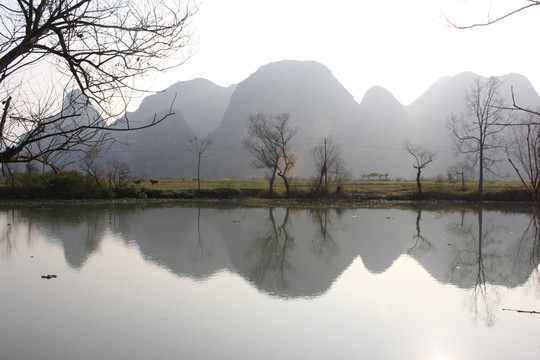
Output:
[
  {"xmin": 323, "ymin": 138, "xmax": 328, "ymax": 193},
  {"xmin": 478, "ymin": 148, "xmax": 484, "ymax": 201},
  {"xmin": 197, "ymin": 153, "xmax": 202, "ymax": 191},
  {"xmin": 278, "ymin": 172, "xmax": 290, "ymax": 198},
  {"xmin": 416, "ymin": 168, "xmax": 422, "ymax": 196},
  {"xmin": 269, "ymin": 167, "xmax": 277, "ymax": 194}
]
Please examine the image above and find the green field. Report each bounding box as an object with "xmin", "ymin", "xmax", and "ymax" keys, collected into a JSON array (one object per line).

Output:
[
  {"xmin": 135, "ymin": 178, "xmax": 525, "ymax": 199},
  {"xmin": 0, "ymin": 169, "xmax": 528, "ymax": 201}
]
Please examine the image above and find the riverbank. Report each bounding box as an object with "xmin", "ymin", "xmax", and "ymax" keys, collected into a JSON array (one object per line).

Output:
[
  {"xmin": 0, "ymin": 192, "xmax": 535, "ymax": 214},
  {"xmin": 0, "ymin": 173, "xmax": 532, "ymax": 205}
]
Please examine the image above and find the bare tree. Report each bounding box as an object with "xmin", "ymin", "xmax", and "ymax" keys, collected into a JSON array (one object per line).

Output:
[
  {"xmin": 445, "ymin": 5, "xmax": 540, "ymax": 208},
  {"xmin": 403, "ymin": 140, "xmax": 436, "ymax": 196},
  {"xmin": 0, "ymin": 0, "xmax": 196, "ymax": 170},
  {"xmin": 243, "ymin": 113, "xmax": 298, "ymax": 197},
  {"xmin": 311, "ymin": 137, "xmax": 347, "ymax": 194},
  {"xmin": 107, "ymin": 159, "xmax": 131, "ymax": 188},
  {"xmin": 79, "ymin": 144, "xmax": 106, "ymax": 188},
  {"xmin": 448, "ymin": 77, "xmax": 511, "ymax": 200},
  {"xmin": 187, "ymin": 133, "xmax": 215, "ymax": 191},
  {"xmin": 449, "ymin": 156, "xmax": 475, "ymax": 189},
  {"xmin": 243, "ymin": 113, "xmax": 278, "ymax": 193},
  {"xmin": 506, "ymin": 119, "xmax": 540, "ymax": 216}
]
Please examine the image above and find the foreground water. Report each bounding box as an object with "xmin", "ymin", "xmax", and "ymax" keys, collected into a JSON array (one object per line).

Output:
[{"xmin": 0, "ymin": 203, "xmax": 539, "ymax": 360}]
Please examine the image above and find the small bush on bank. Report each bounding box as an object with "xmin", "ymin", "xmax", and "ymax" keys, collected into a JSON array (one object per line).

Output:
[
  {"xmin": 195, "ymin": 188, "xmax": 242, "ymax": 199},
  {"xmin": 259, "ymin": 190, "xmax": 281, "ymax": 199},
  {"xmin": 484, "ymin": 189, "xmax": 531, "ymax": 202},
  {"xmin": 46, "ymin": 171, "xmax": 105, "ymax": 199},
  {"xmin": 0, "ymin": 171, "xmax": 103, "ymax": 199},
  {"xmin": 111, "ymin": 184, "xmax": 144, "ymax": 199},
  {"xmin": 287, "ymin": 188, "xmax": 309, "ymax": 198}
]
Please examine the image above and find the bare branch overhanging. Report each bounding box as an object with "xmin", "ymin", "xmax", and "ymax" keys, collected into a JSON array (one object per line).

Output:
[
  {"xmin": 0, "ymin": 0, "xmax": 196, "ymax": 168},
  {"xmin": 444, "ymin": 1, "xmax": 540, "ymax": 29}
]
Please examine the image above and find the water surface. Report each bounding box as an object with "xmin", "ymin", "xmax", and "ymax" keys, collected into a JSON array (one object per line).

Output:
[{"xmin": 1, "ymin": 203, "xmax": 539, "ymax": 359}]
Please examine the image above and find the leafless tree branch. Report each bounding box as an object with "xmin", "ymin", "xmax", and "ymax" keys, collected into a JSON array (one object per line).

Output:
[
  {"xmin": 187, "ymin": 132, "xmax": 215, "ymax": 191},
  {"xmin": 448, "ymin": 77, "xmax": 511, "ymax": 200},
  {"xmin": 403, "ymin": 140, "xmax": 436, "ymax": 196},
  {"xmin": 243, "ymin": 113, "xmax": 298, "ymax": 197},
  {"xmin": 0, "ymin": 0, "xmax": 196, "ymax": 170},
  {"xmin": 444, "ymin": 1, "xmax": 540, "ymax": 29}
]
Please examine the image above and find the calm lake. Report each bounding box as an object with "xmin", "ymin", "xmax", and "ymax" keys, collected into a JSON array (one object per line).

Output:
[{"xmin": 1, "ymin": 203, "xmax": 539, "ymax": 360}]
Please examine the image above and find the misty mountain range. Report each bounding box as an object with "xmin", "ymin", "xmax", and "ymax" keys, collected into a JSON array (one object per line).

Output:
[{"xmin": 104, "ymin": 60, "xmax": 540, "ymax": 179}]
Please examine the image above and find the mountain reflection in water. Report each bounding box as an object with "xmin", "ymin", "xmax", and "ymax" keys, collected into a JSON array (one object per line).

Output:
[
  {"xmin": 2, "ymin": 203, "xmax": 540, "ymax": 360},
  {"xmin": 1, "ymin": 203, "xmax": 538, "ymax": 299}
]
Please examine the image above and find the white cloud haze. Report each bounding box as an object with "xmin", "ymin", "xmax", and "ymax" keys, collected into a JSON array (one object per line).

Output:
[{"xmin": 155, "ymin": 0, "xmax": 540, "ymax": 106}]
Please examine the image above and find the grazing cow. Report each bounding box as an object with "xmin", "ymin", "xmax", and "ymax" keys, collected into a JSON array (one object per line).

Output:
[
  {"xmin": 133, "ymin": 179, "xmax": 142, "ymax": 185},
  {"xmin": 150, "ymin": 179, "xmax": 159, "ymax": 185}
]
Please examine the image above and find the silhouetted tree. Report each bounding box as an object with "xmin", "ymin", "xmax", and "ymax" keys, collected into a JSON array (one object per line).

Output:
[
  {"xmin": 187, "ymin": 133, "xmax": 215, "ymax": 191},
  {"xmin": 449, "ymin": 156, "xmax": 475, "ymax": 189},
  {"xmin": 311, "ymin": 137, "xmax": 347, "ymax": 193},
  {"xmin": 403, "ymin": 140, "xmax": 436, "ymax": 196},
  {"xmin": 79, "ymin": 145, "xmax": 107, "ymax": 189},
  {"xmin": 446, "ymin": 7, "xmax": 540, "ymax": 204},
  {"xmin": 107, "ymin": 160, "xmax": 131, "ymax": 188},
  {"xmin": 448, "ymin": 77, "xmax": 510, "ymax": 200},
  {"xmin": 243, "ymin": 113, "xmax": 298, "ymax": 197},
  {"xmin": 506, "ymin": 118, "xmax": 540, "ymax": 216},
  {"xmin": 0, "ymin": 0, "xmax": 196, "ymax": 170}
]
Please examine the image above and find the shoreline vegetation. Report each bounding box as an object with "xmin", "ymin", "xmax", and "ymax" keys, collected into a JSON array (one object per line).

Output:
[{"xmin": 0, "ymin": 171, "xmax": 534, "ymax": 208}]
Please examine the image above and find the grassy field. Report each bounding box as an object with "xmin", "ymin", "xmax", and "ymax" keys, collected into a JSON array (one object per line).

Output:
[
  {"xmin": 0, "ymin": 169, "xmax": 530, "ymax": 202},
  {"xmin": 0, "ymin": 173, "xmax": 530, "ymax": 203},
  {"xmin": 135, "ymin": 178, "xmax": 526, "ymax": 199}
]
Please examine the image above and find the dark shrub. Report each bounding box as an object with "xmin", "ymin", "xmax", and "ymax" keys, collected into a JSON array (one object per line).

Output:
[
  {"xmin": 0, "ymin": 170, "xmax": 110, "ymax": 199},
  {"xmin": 195, "ymin": 188, "xmax": 241, "ymax": 199}
]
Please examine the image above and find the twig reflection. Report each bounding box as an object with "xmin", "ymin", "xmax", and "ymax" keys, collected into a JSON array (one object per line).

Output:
[
  {"xmin": 309, "ymin": 208, "xmax": 340, "ymax": 264},
  {"xmin": 448, "ymin": 207, "xmax": 501, "ymax": 326},
  {"xmin": 194, "ymin": 207, "xmax": 213, "ymax": 262},
  {"xmin": 0, "ymin": 209, "xmax": 15, "ymax": 259},
  {"xmin": 245, "ymin": 208, "xmax": 295, "ymax": 293},
  {"xmin": 407, "ymin": 206, "xmax": 432, "ymax": 255}
]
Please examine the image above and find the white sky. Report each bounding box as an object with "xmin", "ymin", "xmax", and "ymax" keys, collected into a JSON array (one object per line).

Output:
[{"xmin": 150, "ymin": 0, "xmax": 540, "ymax": 107}]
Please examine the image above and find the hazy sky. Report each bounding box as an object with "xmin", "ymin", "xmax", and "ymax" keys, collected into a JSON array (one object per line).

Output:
[{"xmin": 153, "ymin": 0, "xmax": 540, "ymax": 106}]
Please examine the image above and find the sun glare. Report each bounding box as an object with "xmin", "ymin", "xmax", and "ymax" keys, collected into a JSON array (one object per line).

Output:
[{"xmin": 428, "ymin": 353, "xmax": 455, "ymax": 360}]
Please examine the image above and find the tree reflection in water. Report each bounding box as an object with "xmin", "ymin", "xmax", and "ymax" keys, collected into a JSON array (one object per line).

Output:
[
  {"xmin": 448, "ymin": 207, "xmax": 501, "ymax": 326},
  {"xmin": 0, "ymin": 209, "xmax": 15, "ymax": 259},
  {"xmin": 405, "ymin": 205, "xmax": 540, "ymax": 326},
  {"xmin": 309, "ymin": 208, "xmax": 341, "ymax": 264},
  {"xmin": 407, "ymin": 206, "xmax": 431, "ymax": 255},
  {"xmin": 1, "ymin": 203, "xmax": 539, "ymax": 318},
  {"xmin": 0, "ymin": 209, "xmax": 45, "ymax": 260},
  {"xmin": 245, "ymin": 208, "xmax": 296, "ymax": 293},
  {"xmin": 515, "ymin": 216, "xmax": 540, "ymax": 278},
  {"xmin": 514, "ymin": 215, "xmax": 540, "ymax": 298},
  {"xmin": 194, "ymin": 207, "xmax": 213, "ymax": 262}
]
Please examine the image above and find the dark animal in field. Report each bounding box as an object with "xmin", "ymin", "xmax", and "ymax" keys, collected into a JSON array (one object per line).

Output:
[
  {"xmin": 150, "ymin": 179, "xmax": 159, "ymax": 185},
  {"xmin": 133, "ymin": 179, "xmax": 142, "ymax": 184}
]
